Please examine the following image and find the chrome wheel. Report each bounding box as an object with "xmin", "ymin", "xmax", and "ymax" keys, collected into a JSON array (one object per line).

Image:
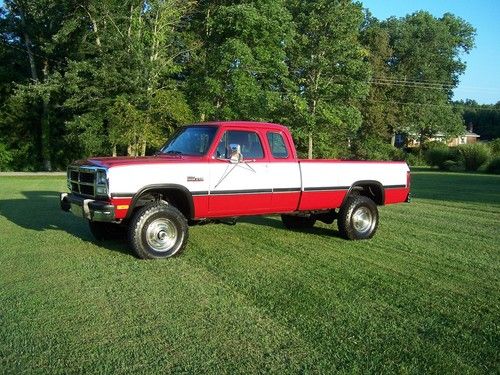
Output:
[
  {"xmin": 352, "ymin": 206, "xmax": 373, "ymax": 234},
  {"xmin": 145, "ymin": 218, "xmax": 178, "ymax": 252}
]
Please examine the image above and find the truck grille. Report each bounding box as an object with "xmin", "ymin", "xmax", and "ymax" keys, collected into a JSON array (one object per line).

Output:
[{"xmin": 67, "ymin": 167, "xmax": 96, "ymax": 197}]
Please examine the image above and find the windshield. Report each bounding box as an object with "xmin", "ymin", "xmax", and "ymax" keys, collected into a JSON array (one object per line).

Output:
[{"xmin": 160, "ymin": 125, "xmax": 218, "ymax": 156}]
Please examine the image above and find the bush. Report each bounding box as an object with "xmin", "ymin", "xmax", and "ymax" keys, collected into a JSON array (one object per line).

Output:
[
  {"xmin": 422, "ymin": 140, "xmax": 448, "ymax": 151},
  {"xmin": 0, "ymin": 143, "xmax": 13, "ymax": 171},
  {"xmin": 488, "ymin": 138, "xmax": 500, "ymax": 156},
  {"xmin": 424, "ymin": 147, "xmax": 457, "ymax": 169},
  {"xmin": 457, "ymin": 143, "xmax": 491, "ymax": 171},
  {"xmin": 404, "ymin": 152, "xmax": 427, "ymax": 166},
  {"xmin": 486, "ymin": 156, "xmax": 500, "ymax": 174},
  {"xmin": 351, "ymin": 138, "xmax": 403, "ymax": 161}
]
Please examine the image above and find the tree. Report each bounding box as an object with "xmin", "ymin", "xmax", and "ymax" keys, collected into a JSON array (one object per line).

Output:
[
  {"xmin": 379, "ymin": 11, "xmax": 475, "ymax": 144},
  {"xmin": 0, "ymin": 0, "xmax": 80, "ymax": 170},
  {"xmin": 461, "ymin": 100, "xmax": 500, "ymax": 140},
  {"xmin": 285, "ymin": 0, "xmax": 370, "ymax": 159},
  {"xmin": 63, "ymin": 0, "xmax": 195, "ymax": 157},
  {"xmin": 358, "ymin": 12, "xmax": 395, "ymax": 143},
  {"xmin": 186, "ymin": 0, "xmax": 294, "ymax": 123}
]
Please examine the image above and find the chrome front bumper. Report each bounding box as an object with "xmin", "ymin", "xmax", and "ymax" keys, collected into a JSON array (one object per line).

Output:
[{"xmin": 60, "ymin": 193, "xmax": 115, "ymax": 222}]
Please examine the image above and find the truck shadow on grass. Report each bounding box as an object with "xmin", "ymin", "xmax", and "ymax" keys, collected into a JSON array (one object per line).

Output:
[
  {"xmin": 0, "ymin": 190, "xmax": 133, "ymax": 257},
  {"xmin": 240, "ymin": 216, "xmax": 340, "ymax": 238}
]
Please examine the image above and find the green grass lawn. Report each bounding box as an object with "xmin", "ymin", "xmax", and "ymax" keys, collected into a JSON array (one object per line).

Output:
[{"xmin": 0, "ymin": 171, "xmax": 499, "ymax": 374}]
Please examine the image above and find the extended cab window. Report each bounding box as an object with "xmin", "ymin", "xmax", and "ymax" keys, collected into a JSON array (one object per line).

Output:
[
  {"xmin": 215, "ymin": 130, "xmax": 264, "ymax": 159},
  {"xmin": 267, "ymin": 132, "xmax": 289, "ymax": 158}
]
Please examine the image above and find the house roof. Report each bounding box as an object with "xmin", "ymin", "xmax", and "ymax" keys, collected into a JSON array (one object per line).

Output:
[{"xmin": 465, "ymin": 132, "xmax": 480, "ymax": 138}]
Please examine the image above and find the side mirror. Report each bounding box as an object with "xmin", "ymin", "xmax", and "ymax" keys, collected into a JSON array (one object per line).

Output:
[{"xmin": 229, "ymin": 144, "xmax": 243, "ymax": 163}]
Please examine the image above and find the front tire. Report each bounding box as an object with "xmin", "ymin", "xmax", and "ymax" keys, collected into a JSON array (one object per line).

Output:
[
  {"xmin": 337, "ymin": 196, "xmax": 379, "ymax": 240},
  {"xmin": 128, "ymin": 203, "xmax": 188, "ymax": 259}
]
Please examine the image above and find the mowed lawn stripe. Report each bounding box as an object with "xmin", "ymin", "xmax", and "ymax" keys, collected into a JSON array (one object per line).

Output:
[{"xmin": 0, "ymin": 172, "xmax": 498, "ymax": 373}]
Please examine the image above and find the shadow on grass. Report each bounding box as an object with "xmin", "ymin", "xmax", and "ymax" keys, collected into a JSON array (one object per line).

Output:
[
  {"xmin": 239, "ymin": 216, "xmax": 339, "ymax": 238},
  {"xmin": 0, "ymin": 190, "xmax": 133, "ymax": 257}
]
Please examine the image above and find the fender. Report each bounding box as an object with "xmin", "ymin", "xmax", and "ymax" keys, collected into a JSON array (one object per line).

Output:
[
  {"xmin": 341, "ymin": 180, "xmax": 385, "ymax": 207},
  {"xmin": 125, "ymin": 184, "xmax": 195, "ymax": 220}
]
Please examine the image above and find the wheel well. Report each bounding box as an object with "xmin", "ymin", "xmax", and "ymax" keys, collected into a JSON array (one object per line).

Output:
[
  {"xmin": 349, "ymin": 182, "xmax": 384, "ymax": 205},
  {"xmin": 128, "ymin": 187, "xmax": 194, "ymax": 220}
]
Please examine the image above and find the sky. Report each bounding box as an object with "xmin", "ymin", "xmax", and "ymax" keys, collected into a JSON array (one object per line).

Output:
[
  {"xmin": 1, "ymin": 1, "xmax": 498, "ymax": 104},
  {"xmin": 361, "ymin": 0, "xmax": 500, "ymax": 104}
]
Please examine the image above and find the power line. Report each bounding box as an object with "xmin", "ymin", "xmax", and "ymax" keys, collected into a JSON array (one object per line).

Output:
[
  {"xmin": 366, "ymin": 98, "xmax": 500, "ymax": 112},
  {"xmin": 370, "ymin": 77, "xmax": 500, "ymax": 93}
]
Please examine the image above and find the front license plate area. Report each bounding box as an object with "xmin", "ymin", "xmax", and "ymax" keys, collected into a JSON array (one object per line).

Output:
[{"xmin": 70, "ymin": 203, "xmax": 85, "ymax": 218}]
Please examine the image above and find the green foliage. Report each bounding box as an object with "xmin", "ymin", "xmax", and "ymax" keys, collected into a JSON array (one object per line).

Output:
[
  {"xmin": 285, "ymin": 0, "xmax": 370, "ymax": 158},
  {"xmin": 0, "ymin": 142, "xmax": 13, "ymax": 170},
  {"xmin": 65, "ymin": 112, "xmax": 109, "ymax": 158},
  {"xmin": 404, "ymin": 152, "xmax": 427, "ymax": 167},
  {"xmin": 457, "ymin": 143, "xmax": 491, "ymax": 171},
  {"xmin": 461, "ymin": 101, "xmax": 500, "ymax": 141},
  {"xmin": 422, "ymin": 140, "xmax": 449, "ymax": 151},
  {"xmin": 359, "ymin": 14, "xmax": 395, "ymax": 141},
  {"xmin": 441, "ymin": 159, "xmax": 464, "ymax": 172},
  {"xmin": 351, "ymin": 137, "xmax": 403, "ymax": 161},
  {"xmin": 424, "ymin": 147, "xmax": 459, "ymax": 170},
  {"xmin": 359, "ymin": 11, "xmax": 475, "ymax": 144},
  {"xmin": 187, "ymin": 0, "xmax": 294, "ymax": 122},
  {"xmin": 0, "ymin": 0, "xmax": 480, "ymax": 169},
  {"xmin": 486, "ymin": 156, "xmax": 500, "ymax": 174},
  {"xmin": 487, "ymin": 138, "xmax": 500, "ymax": 156}
]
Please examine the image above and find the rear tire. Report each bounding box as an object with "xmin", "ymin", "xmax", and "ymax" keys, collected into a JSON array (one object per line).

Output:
[
  {"xmin": 338, "ymin": 195, "xmax": 378, "ymax": 240},
  {"xmin": 128, "ymin": 203, "xmax": 188, "ymax": 259},
  {"xmin": 281, "ymin": 214, "xmax": 316, "ymax": 229}
]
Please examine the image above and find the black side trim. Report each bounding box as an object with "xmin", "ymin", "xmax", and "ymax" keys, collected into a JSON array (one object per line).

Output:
[
  {"xmin": 111, "ymin": 193, "xmax": 134, "ymax": 198},
  {"xmin": 191, "ymin": 191, "xmax": 209, "ymax": 196},
  {"xmin": 383, "ymin": 184, "xmax": 406, "ymax": 189},
  {"xmin": 304, "ymin": 186, "xmax": 350, "ymax": 192},
  {"xmin": 126, "ymin": 184, "xmax": 195, "ymax": 220},
  {"xmin": 211, "ymin": 188, "xmax": 272, "ymax": 195},
  {"xmin": 273, "ymin": 187, "xmax": 301, "ymax": 192}
]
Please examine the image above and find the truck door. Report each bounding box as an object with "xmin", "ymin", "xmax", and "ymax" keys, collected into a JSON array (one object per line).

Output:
[
  {"xmin": 208, "ymin": 129, "xmax": 272, "ymax": 216},
  {"xmin": 265, "ymin": 131, "xmax": 302, "ymax": 212}
]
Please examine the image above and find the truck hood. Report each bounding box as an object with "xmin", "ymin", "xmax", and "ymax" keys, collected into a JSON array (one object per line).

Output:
[{"xmin": 73, "ymin": 155, "xmax": 203, "ymax": 169}]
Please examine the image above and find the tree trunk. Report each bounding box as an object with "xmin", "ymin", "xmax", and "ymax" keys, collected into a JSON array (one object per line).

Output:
[
  {"xmin": 19, "ymin": 9, "xmax": 38, "ymax": 82},
  {"xmin": 141, "ymin": 141, "xmax": 146, "ymax": 156},
  {"xmin": 112, "ymin": 145, "xmax": 117, "ymax": 157},
  {"xmin": 308, "ymin": 133, "xmax": 313, "ymax": 159},
  {"xmin": 87, "ymin": 9, "xmax": 101, "ymax": 48},
  {"xmin": 308, "ymin": 97, "xmax": 318, "ymax": 160},
  {"xmin": 41, "ymin": 60, "xmax": 51, "ymax": 171}
]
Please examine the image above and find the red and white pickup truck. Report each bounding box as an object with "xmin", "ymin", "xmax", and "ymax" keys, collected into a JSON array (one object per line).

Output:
[{"xmin": 61, "ymin": 121, "xmax": 410, "ymax": 259}]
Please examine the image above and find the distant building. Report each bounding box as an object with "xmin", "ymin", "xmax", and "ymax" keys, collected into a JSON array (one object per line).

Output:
[{"xmin": 398, "ymin": 125, "xmax": 480, "ymax": 148}]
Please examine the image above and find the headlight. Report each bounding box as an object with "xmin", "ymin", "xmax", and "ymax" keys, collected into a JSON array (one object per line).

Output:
[
  {"xmin": 96, "ymin": 186, "xmax": 108, "ymax": 195},
  {"xmin": 96, "ymin": 170, "xmax": 107, "ymax": 185}
]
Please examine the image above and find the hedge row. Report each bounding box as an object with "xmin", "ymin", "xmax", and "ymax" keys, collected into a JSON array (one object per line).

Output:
[{"xmin": 424, "ymin": 140, "xmax": 500, "ymax": 173}]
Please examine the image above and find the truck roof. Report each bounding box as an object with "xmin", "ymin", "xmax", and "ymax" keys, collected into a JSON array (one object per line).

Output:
[{"xmin": 196, "ymin": 121, "xmax": 289, "ymax": 132}]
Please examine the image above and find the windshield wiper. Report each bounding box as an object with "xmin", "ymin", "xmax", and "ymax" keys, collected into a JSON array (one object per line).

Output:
[{"xmin": 164, "ymin": 150, "xmax": 183, "ymax": 155}]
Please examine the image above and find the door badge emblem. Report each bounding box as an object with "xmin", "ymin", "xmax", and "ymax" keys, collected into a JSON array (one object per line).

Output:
[{"xmin": 187, "ymin": 176, "xmax": 204, "ymax": 182}]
